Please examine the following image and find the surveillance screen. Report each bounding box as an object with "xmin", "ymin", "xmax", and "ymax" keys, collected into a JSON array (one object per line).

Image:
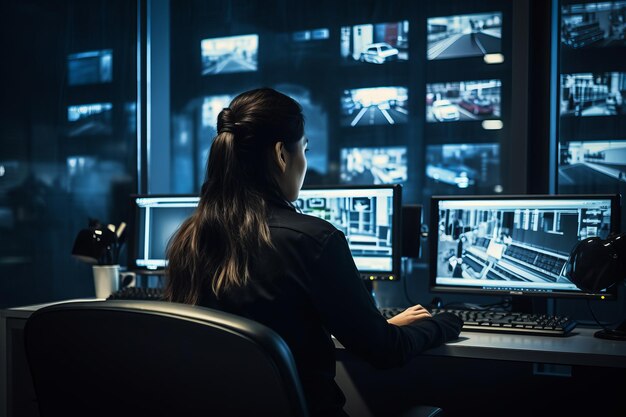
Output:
[
  {"xmin": 341, "ymin": 86, "xmax": 408, "ymax": 127},
  {"xmin": 340, "ymin": 20, "xmax": 409, "ymax": 65},
  {"xmin": 426, "ymin": 79, "xmax": 501, "ymax": 123},
  {"xmin": 427, "ymin": 12, "xmax": 502, "ymax": 60},
  {"xmin": 561, "ymin": 1, "xmax": 626, "ymax": 49},
  {"xmin": 434, "ymin": 198, "xmax": 613, "ymax": 293},
  {"xmin": 67, "ymin": 103, "xmax": 113, "ymax": 137},
  {"xmin": 295, "ymin": 187, "xmax": 395, "ymax": 273},
  {"xmin": 340, "ymin": 146, "xmax": 407, "ymax": 185},
  {"xmin": 200, "ymin": 34, "xmax": 258, "ymax": 75},
  {"xmin": 559, "ymin": 140, "xmax": 626, "ymax": 188},
  {"xmin": 67, "ymin": 49, "xmax": 113, "ymax": 86},
  {"xmin": 560, "ymin": 73, "xmax": 626, "ymax": 116},
  {"xmin": 133, "ymin": 196, "xmax": 199, "ymax": 270},
  {"xmin": 426, "ymin": 143, "xmax": 501, "ymax": 193}
]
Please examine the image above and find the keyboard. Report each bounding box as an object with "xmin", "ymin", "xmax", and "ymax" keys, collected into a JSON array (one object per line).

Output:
[
  {"xmin": 379, "ymin": 307, "xmax": 577, "ymax": 337},
  {"xmin": 107, "ymin": 287, "xmax": 165, "ymax": 301}
]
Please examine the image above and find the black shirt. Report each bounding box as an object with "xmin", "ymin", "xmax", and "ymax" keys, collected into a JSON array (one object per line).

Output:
[{"xmin": 200, "ymin": 204, "xmax": 463, "ymax": 416}]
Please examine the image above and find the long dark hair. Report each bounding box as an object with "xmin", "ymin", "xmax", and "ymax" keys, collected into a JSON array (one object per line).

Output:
[{"xmin": 165, "ymin": 88, "xmax": 304, "ymax": 304}]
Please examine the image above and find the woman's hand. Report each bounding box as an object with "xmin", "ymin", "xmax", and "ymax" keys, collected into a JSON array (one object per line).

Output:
[{"xmin": 387, "ymin": 304, "xmax": 432, "ymax": 326}]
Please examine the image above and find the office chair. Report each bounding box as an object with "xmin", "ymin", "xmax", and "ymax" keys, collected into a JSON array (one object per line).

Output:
[{"xmin": 23, "ymin": 300, "xmax": 309, "ymax": 417}]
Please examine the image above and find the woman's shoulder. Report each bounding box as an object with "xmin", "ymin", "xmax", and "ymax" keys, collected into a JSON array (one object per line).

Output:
[{"xmin": 269, "ymin": 206, "xmax": 339, "ymax": 244}]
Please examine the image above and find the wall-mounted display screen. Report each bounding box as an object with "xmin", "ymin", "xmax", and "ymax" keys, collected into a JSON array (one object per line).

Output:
[
  {"xmin": 426, "ymin": 79, "xmax": 501, "ymax": 123},
  {"xmin": 341, "ymin": 86, "xmax": 408, "ymax": 127},
  {"xmin": 67, "ymin": 49, "xmax": 113, "ymax": 86},
  {"xmin": 561, "ymin": 1, "xmax": 626, "ymax": 49},
  {"xmin": 340, "ymin": 21, "xmax": 409, "ymax": 64},
  {"xmin": 425, "ymin": 143, "xmax": 501, "ymax": 193},
  {"xmin": 559, "ymin": 140, "xmax": 626, "ymax": 188},
  {"xmin": 200, "ymin": 34, "xmax": 258, "ymax": 75},
  {"xmin": 427, "ymin": 12, "xmax": 502, "ymax": 60},
  {"xmin": 560, "ymin": 72, "xmax": 626, "ymax": 116},
  {"xmin": 340, "ymin": 146, "xmax": 407, "ymax": 185},
  {"xmin": 67, "ymin": 103, "xmax": 113, "ymax": 136}
]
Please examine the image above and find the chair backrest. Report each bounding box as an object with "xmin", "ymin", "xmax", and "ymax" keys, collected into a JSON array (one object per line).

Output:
[{"xmin": 24, "ymin": 300, "xmax": 309, "ymax": 417}]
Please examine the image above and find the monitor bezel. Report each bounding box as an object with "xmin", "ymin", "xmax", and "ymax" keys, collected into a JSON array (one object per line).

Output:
[
  {"xmin": 299, "ymin": 183, "xmax": 403, "ymax": 280},
  {"xmin": 126, "ymin": 193, "xmax": 199, "ymax": 274},
  {"xmin": 428, "ymin": 193, "xmax": 621, "ymax": 300}
]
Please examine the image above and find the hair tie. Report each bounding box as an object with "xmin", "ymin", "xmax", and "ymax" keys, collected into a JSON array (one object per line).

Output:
[{"xmin": 218, "ymin": 108, "xmax": 238, "ymax": 135}]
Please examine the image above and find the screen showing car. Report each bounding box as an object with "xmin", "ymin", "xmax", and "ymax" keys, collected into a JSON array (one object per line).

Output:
[
  {"xmin": 200, "ymin": 34, "xmax": 258, "ymax": 75},
  {"xmin": 427, "ymin": 12, "xmax": 502, "ymax": 60},
  {"xmin": 425, "ymin": 143, "xmax": 501, "ymax": 194},
  {"xmin": 426, "ymin": 79, "xmax": 501, "ymax": 123},
  {"xmin": 340, "ymin": 21, "xmax": 409, "ymax": 65},
  {"xmin": 341, "ymin": 86, "xmax": 408, "ymax": 127},
  {"xmin": 561, "ymin": 1, "xmax": 626, "ymax": 49},
  {"xmin": 340, "ymin": 146, "xmax": 408, "ymax": 185},
  {"xmin": 560, "ymin": 72, "xmax": 626, "ymax": 117}
]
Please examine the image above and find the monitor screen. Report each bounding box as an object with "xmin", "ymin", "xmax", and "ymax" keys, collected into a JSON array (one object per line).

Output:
[
  {"xmin": 127, "ymin": 195, "xmax": 199, "ymax": 272},
  {"xmin": 200, "ymin": 34, "xmax": 259, "ymax": 75},
  {"xmin": 560, "ymin": 72, "xmax": 626, "ymax": 117},
  {"xmin": 67, "ymin": 103, "xmax": 113, "ymax": 137},
  {"xmin": 559, "ymin": 140, "xmax": 626, "ymax": 190},
  {"xmin": 340, "ymin": 146, "xmax": 407, "ymax": 185},
  {"xmin": 427, "ymin": 12, "xmax": 502, "ymax": 60},
  {"xmin": 340, "ymin": 20, "xmax": 409, "ymax": 65},
  {"xmin": 295, "ymin": 185, "xmax": 402, "ymax": 280},
  {"xmin": 341, "ymin": 86, "xmax": 408, "ymax": 127},
  {"xmin": 426, "ymin": 79, "xmax": 501, "ymax": 123},
  {"xmin": 67, "ymin": 49, "xmax": 113, "ymax": 86},
  {"xmin": 425, "ymin": 143, "xmax": 501, "ymax": 193},
  {"xmin": 429, "ymin": 194, "xmax": 621, "ymax": 299},
  {"xmin": 561, "ymin": 1, "xmax": 626, "ymax": 49}
]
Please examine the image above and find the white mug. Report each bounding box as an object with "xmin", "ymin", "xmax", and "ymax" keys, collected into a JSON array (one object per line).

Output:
[{"xmin": 92, "ymin": 265, "xmax": 136, "ymax": 299}]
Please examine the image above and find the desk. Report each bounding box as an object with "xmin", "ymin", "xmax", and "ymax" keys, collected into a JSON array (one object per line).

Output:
[
  {"xmin": 425, "ymin": 327, "xmax": 626, "ymax": 368},
  {"xmin": 3, "ymin": 301, "xmax": 626, "ymax": 417}
]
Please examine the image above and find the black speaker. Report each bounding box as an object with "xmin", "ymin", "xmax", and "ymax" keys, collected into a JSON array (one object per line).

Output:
[{"xmin": 401, "ymin": 205, "xmax": 422, "ymax": 258}]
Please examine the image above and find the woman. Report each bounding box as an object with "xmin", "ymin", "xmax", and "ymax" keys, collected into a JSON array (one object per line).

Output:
[{"xmin": 166, "ymin": 88, "xmax": 463, "ymax": 417}]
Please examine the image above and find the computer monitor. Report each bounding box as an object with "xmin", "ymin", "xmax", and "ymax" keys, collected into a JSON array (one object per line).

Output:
[
  {"xmin": 429, "ymin": 194, "xmax": 621, "ymax": 299},
  {"xmin": 127, "ymin": 195, "xmax": 199, "ymax": 272},
  {"xmin": 295, "ymin": 185, "xmax": 402, "ymax": 280}
]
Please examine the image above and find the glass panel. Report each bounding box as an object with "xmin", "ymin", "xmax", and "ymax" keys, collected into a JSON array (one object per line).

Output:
[{"xmin": 0, "ymin": 1, "xmax": 137, "ymax": 307}]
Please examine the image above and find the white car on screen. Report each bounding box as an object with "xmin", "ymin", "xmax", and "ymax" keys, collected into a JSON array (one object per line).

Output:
[
  {"xmin": 431, "ymin": 100, "xmax": 460, "ymax": 122},
  {"xmin": 359, "ymin": 42, "xmax": 399, "ymax": 64}
]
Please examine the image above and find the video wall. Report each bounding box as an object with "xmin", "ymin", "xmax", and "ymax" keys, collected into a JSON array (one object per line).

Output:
[
  {"xmin": 169, "ymin": 1, "xmax": 512, "ymax": 205},
  {"xmin": 559, "ymin": 1, "xmax": 626, "ymax": 204}
]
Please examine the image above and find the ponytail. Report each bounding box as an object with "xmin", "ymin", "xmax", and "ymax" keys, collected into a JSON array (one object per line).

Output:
[{"xmin": 165, "ymin": 88, "xmax": 304, "ymax": 303}]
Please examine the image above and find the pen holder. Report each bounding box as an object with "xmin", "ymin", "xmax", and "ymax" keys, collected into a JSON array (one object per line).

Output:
[{"xmin": 92, "ymin": 265, "xmax": 136, "ymax": 299}]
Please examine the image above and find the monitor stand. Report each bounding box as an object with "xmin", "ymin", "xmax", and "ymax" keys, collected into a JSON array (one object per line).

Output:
[{"xmin": 510, "ymin": 296, "xmax": 555, "ymax": 315}]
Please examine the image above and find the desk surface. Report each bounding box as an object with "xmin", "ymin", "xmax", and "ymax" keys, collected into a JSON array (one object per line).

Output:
[
  {"xmin": 4, "ymin": 300, "xmax": 626, "ymax": 369},
  {"xmin": 426, "ymin": 327, "xmax": 626, "ymax": 368}
]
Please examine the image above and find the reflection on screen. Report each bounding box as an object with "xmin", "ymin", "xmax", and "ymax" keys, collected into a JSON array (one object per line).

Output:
[
  {"xmin": 340, "ymin": 147, "xmax": 407, "ymax": 185},
  {"xmin": 200, "ymin": 34, "xmax": 258, "ymax": 75},
  {"xmin": 561, "ymin": 1, "xmax": 626, "ymax": 49},
  {"xmin": 67, "ymin": 103, "xmax": 113, "ymax": 137},
  {"xmin": 434, "ymin": 198, "xmax": 613, "ymax": 293},
  {"xmin": 427, "ymin": 12, "xmax": 502, "ymax": 60},
  {"xmin": 340, "ymin": 21, "xmax": 409, "ymax": 64},
  {"xmin": 559, "ymin": 140, "xmax": 626, "ymax": 189},
  {"xmin": 67, "ymin": 49, "xmax": 113, "ymax": 86},
  {"xmin": 560, "ymin": 73, "xmax": 626, "ymax": 117},
  {"xmin": 341, "ymin": 86, "xmax": 408, "ymax": 127},
  {"xmin": 426, "ymin": 79, "xmax": 501, "ymax": 123},
  {"xmin": 425, "ymin": 143, "xmax": 501, "ymax": 193},
  {"xmin": 296, "ymin": 188, "xmax": 395, "ymax": 273}
]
